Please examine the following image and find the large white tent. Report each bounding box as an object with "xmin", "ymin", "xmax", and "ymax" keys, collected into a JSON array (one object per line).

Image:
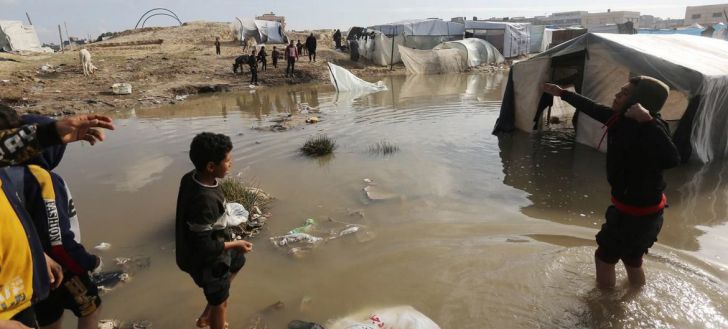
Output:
[
  {"xmin": 464, "ymin": 21, "xmax": 530, "ymax": 58},
  {"xmin": 399, "ymin": 38, "xmax": 504, "ymax": 74},
  {"xmin": 493, "ymin": 33, "xmax": 728, "ymax": 163},
  {"xmin": 357, "ymin": 19, "xmax": 465, "ymax": 66},
  {"xmin": 232, "ymin": 18, "xmax": 287, "ymax": 44},
  {"xmin": 0, "ymin": 20, "xmax": 50, "ymax": 53}
]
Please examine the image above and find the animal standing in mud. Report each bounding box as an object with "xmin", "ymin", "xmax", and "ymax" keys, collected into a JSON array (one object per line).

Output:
[
  {"xmin": 79, "ymin": 49, "xmax": 97, "ymax": 76},
  {"xmin": 233, "ymin": 55, "xmax": 250, "ymax": 74}
]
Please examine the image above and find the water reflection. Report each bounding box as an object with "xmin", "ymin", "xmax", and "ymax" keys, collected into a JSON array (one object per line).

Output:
[{"xmin": 497, "ymin": 123, "xmax": 728, "ymax": 256}]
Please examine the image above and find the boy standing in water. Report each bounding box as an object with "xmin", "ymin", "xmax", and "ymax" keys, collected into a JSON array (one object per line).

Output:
[
  {"xmin": 543, "ymin": 76, "xmax": 680, "ymax": 288},
  {"xmin": 176, "ymin": 132, "xmax": 253, "ymax": 329}
]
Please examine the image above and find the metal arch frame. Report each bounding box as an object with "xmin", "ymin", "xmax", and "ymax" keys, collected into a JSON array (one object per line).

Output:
[
  {"xmin": 135, "ymin": 8, "xmax": 182, "ymax": 29},
  {"xmin": 141, "ymin": 13, "xmax": 182, "ymax": 28}
]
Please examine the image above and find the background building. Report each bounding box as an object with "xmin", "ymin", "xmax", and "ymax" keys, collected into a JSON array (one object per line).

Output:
[
  {"xmin": 582, "ymin": 10, "xmax": 640, "ymax": 29},
  {"xmin": 685, "ymin": 4, "xmax": 728, "ymax": 25},
  {"xmin": 542, "ymin": 11, "xmax": 587, "ymax": 27}
]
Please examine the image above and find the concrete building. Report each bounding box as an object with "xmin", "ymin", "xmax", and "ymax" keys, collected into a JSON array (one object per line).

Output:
[
  {"xmin": 256, "ymin": 12, "xmax": 286, "ymax": 29},
  {"xmin": 685, "ymin": 4, "xmax": 728, "ymax": 25},
  {"xmin": 542, "ymin": 11, "xmax": 587, "ymax": 27},
  {"xmin": 582, "ymin": 11, "xmax": 640, "ymax": 29},
  {"xmin": 640, "ymin": 15, "xmax": 658, "ymax": 28},
  {"xmin": 655, "ymin": 19, "xmax": 685, "ymax": 29}
]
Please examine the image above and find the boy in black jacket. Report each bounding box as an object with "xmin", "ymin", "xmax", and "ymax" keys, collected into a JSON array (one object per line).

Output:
[
  {"xmin": 176, "ymin": 132, "xmax": 253, "ymax": 329},
  {"xmin": 543, "ymin": 76, "xmax": 680, "ymax": 288}
]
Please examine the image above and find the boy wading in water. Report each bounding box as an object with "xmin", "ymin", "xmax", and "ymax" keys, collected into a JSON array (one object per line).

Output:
[
  {"xmin": 543, "ymin": 76, "xmax": 680, "ymax": 288},
  {"xmin": 176, "ymin": 133, "xmax": 253, "ymax": 329}
]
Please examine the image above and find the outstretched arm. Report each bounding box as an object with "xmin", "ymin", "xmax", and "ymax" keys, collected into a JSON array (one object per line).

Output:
[
  {"xmin": 543, "ymin": 83, "xmax": 613, "ymax": 124},
  {"xmin": 0, "ymin": 115, "xmax": 114, "ymax": 167}
]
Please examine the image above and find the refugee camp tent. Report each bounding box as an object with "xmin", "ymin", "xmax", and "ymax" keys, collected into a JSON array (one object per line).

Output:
[
  {"xmin": 493, "ymin": 33, "xmax": 728, "ymax": 163},
  {"xmin": 358, "ymin": 19, "xmax": 465, "ymax": 66},
  {"xmin": 398, "ymin": 46, "xmax": 465, "ymax": 74},
  {"xmin": 399, "ymin": 38, "xmax": 504, "ymax": 74},
  {"xmin": 0, "ymin": 20, "xmax": 50, "ymax": 53},
  {"xmin": 232, "ymin": 18, "xmax": 287, "ymax": 44},
  {"xmin": 464, "ymin": 21, "xmax": 530, "ymax": 58},
  {"xmin": 539, "ymin": 27, "xmax": 588, "ymax": 52},
  {"xmin": 528, "ymin": 25, "xmax": 545, "ymax": 53}
]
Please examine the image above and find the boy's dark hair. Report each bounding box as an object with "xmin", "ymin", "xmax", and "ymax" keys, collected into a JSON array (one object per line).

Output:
[
  {"xmin": 628, "ymin": 76, "xmax": 670, "ymax": 114},
  {"xmin": 0, "ymin": 103, "xmax": 20, "ymax": 130},
  {"xmin": 189, "ymin": 132, "xmax": 232, "ymax": 171}
]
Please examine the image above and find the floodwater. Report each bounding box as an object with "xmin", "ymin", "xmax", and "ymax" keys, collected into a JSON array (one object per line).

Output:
[{"xmin": 57, "ymin": 73, "xmax": 727, "ymax": 328}]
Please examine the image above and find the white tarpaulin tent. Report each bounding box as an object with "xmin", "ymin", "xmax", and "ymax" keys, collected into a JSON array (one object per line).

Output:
[
  {"xmin": 399, "ymin": 46, "xmax": 465, "ymax": 74},
  {"xmin": 232, "ymin": 18, "xmax": 286, "ymax": 44},
  {"xmin": 358, "ymin": 19, "xmax": 465, "ymax": 66},
  {"xmin": 0, "ymin": 20, "xmax": 50, "ymax": 53},
  {"xmin": 528, "ymin": 25, "xmax": 545, "ymax": 53},
  {"xmin": 493, "ymin": 33, "xmax": 728, "ymax": 163},
  {"xmin": 464, "ymin": 21, "xmax": 530, "ymax": 58},
  {"xmin": 435, "ymin": 38, "xmax": 504, "ymax": 67},
  {"xmin": 399, "ymin": 38, "xmax": 504, "ymax": 74},
  {"xmin": 327, "ymin": 62, "xmax": 387, "ymax": 93}
]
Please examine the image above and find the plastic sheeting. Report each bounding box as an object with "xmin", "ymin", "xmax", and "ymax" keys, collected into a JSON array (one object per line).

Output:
[
  {"xmin": 232, "ymin": 18, "xmax": 286, "ymax": 44},
  {"xmin": 327, "ymin": 62, "xmax": 387, "ymax": 93},
  {"xmin": 368, "ymin": 19, "xmax": 464, "ymax": 37},
  {"xmin": 399, "ymin": 46, "xmax": 465, "ymax": 74},
  {"xmin": 435, "ymin": 38, "xmax": 505, "ymax": 67},
  {"xmin": 504, "ymin": 33, "xmax": 728, "ymax": 162},
  {"xmin": 464, "ymin": 21, "xmax": 530, "ymax": 58},
  {"xmin": 399, "ymin": 38, "xmax": 504, "ymax": 74},
  {"xmin": 355, "ymin": 30, "xmax": 460, "ymax": 66},
  {"xmin": 528, "ymin": 25, "xmax": 545, "ymax": 53},
  {"xmin": 0, "ymin": 20, "xmax": 49, "ymax": 53}
]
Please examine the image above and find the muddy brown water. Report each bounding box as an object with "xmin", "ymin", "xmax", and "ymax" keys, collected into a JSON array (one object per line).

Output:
[{"xmin": 56, "ymin": 73, "xmax": 726, "ymax": 328}]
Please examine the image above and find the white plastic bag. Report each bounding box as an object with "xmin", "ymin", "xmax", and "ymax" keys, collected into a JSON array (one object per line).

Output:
[{"xmin": 225, "ymin": 202, "xmax": 249, "ymax": 227}]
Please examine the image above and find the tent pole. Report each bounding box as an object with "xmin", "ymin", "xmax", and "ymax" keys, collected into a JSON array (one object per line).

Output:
[
  {"xmin": 390, "ymin": 33, "xmax": 395, "ymax": 71},
  {"xmin": 64, "ymin": 22, "xmax": 70, "ymax": 45},
  {"xmin": 25, "ymin": 12, "xmax": 33, "ymax": 25},
  {"xmin": 58, "ymin": 25, "xmax": 64, "ymax": 52}
]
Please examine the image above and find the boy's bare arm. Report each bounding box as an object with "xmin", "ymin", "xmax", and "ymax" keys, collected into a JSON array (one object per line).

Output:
[{"xmin": 225, "ymin": 240, "xmax": 253, "ymax": 253}]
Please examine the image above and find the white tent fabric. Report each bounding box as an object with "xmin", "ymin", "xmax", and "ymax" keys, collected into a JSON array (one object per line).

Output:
[
  {"xmin": 399, "ymin": 38, "xmax": 504, "ymax": 74},
  {"xmin": 327, "ymin": 62, "xmax": 387, "ymax": 93},
  {"xmin": 232, "ymin": 18, "xmax": 286, "ymax": 44},
  {"xmin": 399, "ymin": 45, "xmax": 465, "ymax": 74},
  {"xmin": 0, "ymin": 20, "xmax": 49, "ymax": 53},
  {"xmin": 359, "ymin": 19, "xmax": 465, "ymax": 66},
  {"xmin": 507, "ymin": 33, "xmax": 728, "ymax": 162},
  {"xmin": 434, "ymin": 38, "xmax": 504, "ymax": 66},
  {"xmin": 368, "ymin": 19, "xmax": 464, "ymax": 37},
  {"xmin": 528, "ymin": 25, "xmax": 545, "ymax": 53},
  {"xmin": 540, "ymin": 28, "xmax": 556, "ymax": 52},
  {"xmin": 464, "ymin": 21, "xmax": 530, "ymax": 58}
]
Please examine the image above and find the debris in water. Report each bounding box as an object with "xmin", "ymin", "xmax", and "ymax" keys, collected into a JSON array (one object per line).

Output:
[
  {"xmin": 95, "ymin": 242, "xmax": 111, "ymax": 251},
  {"xmin": 305, "ymin": 116, "xmax": 319, "ymax": 124},
  {"xmin": 288, "ymin": 218, "xmax": 317, "ymax": 234},
  {"xmin": 270, "ymin": 233, "xmax": 323, "ymax": 247},
  {"xmin": 363, "ymin": 178, "xmax": 373, "ymax": 184},
  {"xmin": 363, "ymin": 185, "xmax": 400, "ymax": 201},
  {"xmin": 339, "ymin": 226, "xmax": 360, "ymax": 237},
  {"xmin": 174, "ymin": 94, "xmax": 188, "ymax": 101}
]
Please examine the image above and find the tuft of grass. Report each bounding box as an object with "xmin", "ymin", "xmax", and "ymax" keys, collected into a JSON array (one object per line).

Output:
[
  {"xmin": 221, "ymin": 176, "xmax": 271, "ymax": 212},
  {"xmin": 301, "ymin": 134, "xmax": 337, "ymax": 157},
  {"xmin": 368, "ymin": 140, "xmax": 400, "ymax": 155}
]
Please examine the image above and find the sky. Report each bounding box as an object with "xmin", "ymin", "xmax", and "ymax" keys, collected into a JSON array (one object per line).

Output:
[{"xmin": 3, "ymin": 0, "xmax": 728, "ymax": 43}]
